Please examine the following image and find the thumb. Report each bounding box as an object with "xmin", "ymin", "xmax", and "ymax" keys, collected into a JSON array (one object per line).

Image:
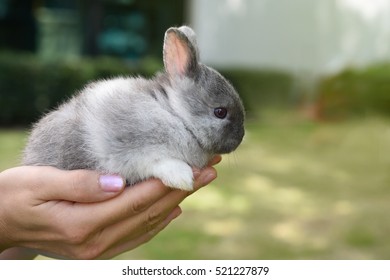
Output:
[{"xmin": 33, "ymin": 167, "xmax": 125, "ymax": 203}]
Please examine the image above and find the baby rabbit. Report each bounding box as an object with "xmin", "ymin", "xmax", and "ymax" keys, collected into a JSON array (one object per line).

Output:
[{"xmin": 23, "ymin": 26, "xmax": 245, "ymax": 191}]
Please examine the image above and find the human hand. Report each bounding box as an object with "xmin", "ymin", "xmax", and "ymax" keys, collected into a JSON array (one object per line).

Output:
[{"xmin": 0, "ymin": 155, "xmax": 221, "ymax": 259}]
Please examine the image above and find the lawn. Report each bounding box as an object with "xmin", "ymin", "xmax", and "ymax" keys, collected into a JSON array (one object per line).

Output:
[{"xmin": 1, "ymin": 110, "xmax": 389, "ymax": 259}]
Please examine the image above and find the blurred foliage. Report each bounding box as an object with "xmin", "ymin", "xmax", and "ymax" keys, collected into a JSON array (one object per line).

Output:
[
  {"xmin": 0, "ymin": 52, "xmax": 296, "ymax": 126},
  {"xmin": 317, "ymin": 63, "xmax": 390, "ymax": 119},
  {"xmin": 221, "ymin": 69, "xmax": 295, "ymax": 117},
  {"xmin": 3, "ymin": 51, "xmax": 389, "ymax": 127},
  {"xmin": 0, "ymin": 51, "xmax": 162, "ymax": 126}
]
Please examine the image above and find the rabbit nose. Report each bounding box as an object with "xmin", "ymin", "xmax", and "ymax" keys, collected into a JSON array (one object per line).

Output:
[{"xmin": 215, "ymin": 125, "xmax": 245, "ymax": 154}]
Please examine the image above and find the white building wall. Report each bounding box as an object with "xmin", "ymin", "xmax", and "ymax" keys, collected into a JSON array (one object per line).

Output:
[{"xmin": 189, "ymin": 0, "xmax": 390, "ymax": 75}]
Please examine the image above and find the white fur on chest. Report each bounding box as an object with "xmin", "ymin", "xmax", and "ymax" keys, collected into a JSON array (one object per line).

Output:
[{"xmin": 77, "ymin": 77, "xmax": 209, "ymax": 190}]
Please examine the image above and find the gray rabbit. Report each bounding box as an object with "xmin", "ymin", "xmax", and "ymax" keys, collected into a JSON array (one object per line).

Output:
[{"xmin": 23, "ymin": 26, "xmax": 245, "ymax": 191}]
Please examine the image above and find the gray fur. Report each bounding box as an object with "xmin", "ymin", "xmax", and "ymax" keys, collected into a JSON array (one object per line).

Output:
[{"xmin": 23, "ymin": 26, "xmax": 245, "ymax": 190}]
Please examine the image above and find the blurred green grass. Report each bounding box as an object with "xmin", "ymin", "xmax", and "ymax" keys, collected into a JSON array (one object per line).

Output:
[
  {"xmin": 0, "ymin": 129, "xmax": 27, "ymax": 171},
  {"xmin": 1, "ymin": 110, "xmax": 389, "ymax": 259}
]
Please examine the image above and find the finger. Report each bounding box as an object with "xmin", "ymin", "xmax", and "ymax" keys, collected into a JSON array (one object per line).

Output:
[
  {"xmin": 31, "ymin": 167, "xmax": 125, "ymax": 203},
  {"xmin": 66, "ymin": 167, "xmax": 216, "ymax": 231},
  {"xmin": 193, "ymin": 166, "xmax": 218, "ymax": 191},
  {"xmin": 99, "ymin": 207, "xmax": 182, "ymax": 259},
  {"xmin": 130, "ymin": 169, "xmax": 215, "ymax": 235},
  {"xmin": 66, "ymin": 167, "xmax": 216, "ymax": 258},
  {"xmin": 208, "ymin": 154, "xmax": 222, "ymax": 166},
  {"xmin": 76, "ymin": 178, "xmax": 173, "ymax": 227},
  {"xmin": 77, "ymin": 183, "xmax": 188, "ymax": 251}
]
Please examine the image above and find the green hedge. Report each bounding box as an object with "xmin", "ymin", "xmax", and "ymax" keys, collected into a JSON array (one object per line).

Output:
[
  {"xmin": 317, "ymin": 63, "xmax": 390, "ymax": 119},
  {"xmin": 0, "ymin": 52, "xmax": 161, "ymax": 126},
  {"xmin": 2, "ymin": 51, "xmax": 389, "ymax": 125},
  {"xmin": 0, "ymin": 52, "xmax": 294, "ymax": 126}
]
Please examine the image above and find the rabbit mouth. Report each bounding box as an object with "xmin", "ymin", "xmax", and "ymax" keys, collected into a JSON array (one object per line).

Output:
[
  {"xmin": 216, "ymin": 139, "xmax": 242, "ymax": 154},
  {"xmin": 215, "ymin": 128, "xmax": 245, "ymax": 154}
]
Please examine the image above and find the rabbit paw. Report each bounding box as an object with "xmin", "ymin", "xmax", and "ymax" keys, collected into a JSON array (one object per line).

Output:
[{"xmin": 152, "ymin": 159, "xmax": 194, "ymax": 191}]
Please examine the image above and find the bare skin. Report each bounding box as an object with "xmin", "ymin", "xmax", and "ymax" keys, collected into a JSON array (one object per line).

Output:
[{"xmin": 0, "ymin": 155, "xmax": 221, "ymax": 259}]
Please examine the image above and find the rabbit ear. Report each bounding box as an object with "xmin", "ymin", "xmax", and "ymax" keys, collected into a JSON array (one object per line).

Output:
[{"xmin": 163, "ymin": 26, "xmax": 199, "ymax": 78}]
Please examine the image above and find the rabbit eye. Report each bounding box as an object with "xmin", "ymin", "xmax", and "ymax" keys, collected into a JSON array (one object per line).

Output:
[{"xmin": 214, "ymin": 107, "xmax": 228, "ymax": 119}]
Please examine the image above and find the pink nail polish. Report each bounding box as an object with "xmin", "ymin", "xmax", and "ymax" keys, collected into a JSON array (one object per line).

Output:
[{"xmin": 99, "ymin": 175, "xmax": 124, "ymax": 192}]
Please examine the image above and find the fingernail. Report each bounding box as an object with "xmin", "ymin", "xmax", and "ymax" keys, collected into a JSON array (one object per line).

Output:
[
  {"xmin": 199, "ymin": 170, "xmax": 217, "ymax": 186},
  {"xmin": 99, "ymin": 175, "xmax": 125, "ymax": 192},
  {"xmin": 192, "ymin": 168, "xmax": 201, "ymax": 179},
  {"xmin": 169, "ymin": 207, "xmax": 182, "ymax": 221},
  {"xmin": 161, "ymin": 208, "xmax": 182, "ymax": 229},
  {"xmin": 173, "ymin": 207, "xmax": 182, "ymax": 219}
]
